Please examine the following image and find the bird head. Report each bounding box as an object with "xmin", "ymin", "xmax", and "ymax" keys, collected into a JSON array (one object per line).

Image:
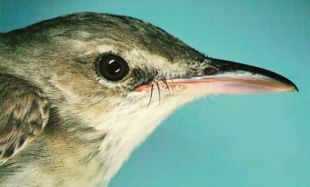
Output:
[{"xmin": 2, "ymin": 12, "xmax": 297, "ymax": 183}]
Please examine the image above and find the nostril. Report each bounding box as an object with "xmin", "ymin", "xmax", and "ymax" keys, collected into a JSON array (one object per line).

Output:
[{"xmin": 203, "ymin": 66, "xmax": 218, "ymax": 75}]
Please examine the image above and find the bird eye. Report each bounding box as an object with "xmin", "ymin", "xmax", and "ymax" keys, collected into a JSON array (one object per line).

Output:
[{"xmin": 96, "ymin": 54, "xmax": 129, "ymax": 81}]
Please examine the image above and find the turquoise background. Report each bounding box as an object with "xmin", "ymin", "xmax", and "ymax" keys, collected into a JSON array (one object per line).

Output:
[{"xmin": 1, "ymin": 0, "xmax": 309, "ymax": 186}]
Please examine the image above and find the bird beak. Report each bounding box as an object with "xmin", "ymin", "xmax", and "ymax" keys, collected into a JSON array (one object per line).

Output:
[{"xmin": 166, "ymin": 58, "xmax": 298, "ymax": 95}]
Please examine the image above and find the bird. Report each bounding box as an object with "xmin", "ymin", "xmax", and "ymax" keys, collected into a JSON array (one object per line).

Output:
[{"xmin": 0, "ymin": 12, "xmax": 298, "ymax": 187}]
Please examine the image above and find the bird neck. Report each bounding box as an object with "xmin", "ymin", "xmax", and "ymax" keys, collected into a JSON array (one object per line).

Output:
[
  {"xmin": 45, "ymin": 111, "xmax": 107, "ymax": 185},
  {"xmin": 85, "ymin": 95, "xmax": 197, "ymax": 185}
]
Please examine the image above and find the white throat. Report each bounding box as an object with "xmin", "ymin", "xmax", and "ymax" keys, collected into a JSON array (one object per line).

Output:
[{"xmin": 77, "ymin": 91, "xmax": 200, "ymax": 185}]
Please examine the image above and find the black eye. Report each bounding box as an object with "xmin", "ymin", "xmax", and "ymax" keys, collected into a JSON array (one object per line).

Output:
[{"xmin": 96, "ymin": 54, "xmax": 129, "ymax": 81}]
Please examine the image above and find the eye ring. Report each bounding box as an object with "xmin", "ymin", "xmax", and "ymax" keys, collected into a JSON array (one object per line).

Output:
[{"xmin": 96, "ymin": 53, "xmax": 129, "ymax": 81}]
